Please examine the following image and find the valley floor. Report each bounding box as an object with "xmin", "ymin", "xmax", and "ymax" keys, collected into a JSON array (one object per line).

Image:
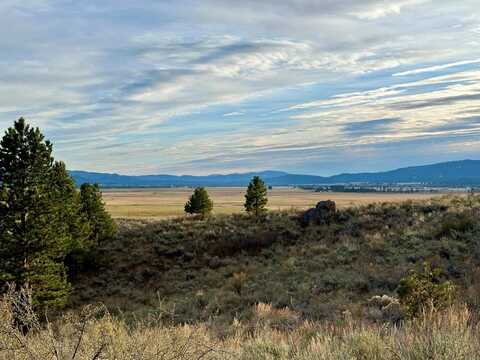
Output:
[{"xmin": 102, "ymin": 187, "xmax": 449, "ymax": 218}]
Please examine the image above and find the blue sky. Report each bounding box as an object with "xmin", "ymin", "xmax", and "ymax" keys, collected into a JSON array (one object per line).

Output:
[{"xmin": 1, "ymin": 0, "xmax": 480, "ymax": 175}]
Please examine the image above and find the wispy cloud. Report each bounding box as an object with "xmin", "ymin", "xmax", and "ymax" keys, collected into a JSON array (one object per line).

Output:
[
  {"xmin": 351, "ymin": 0, "xmax": 430, "ymax": 20},
  {"xmin": 393, "ymin": 58, "xmax": 480, "ymax": 76},
  {"xmin": 0, "ymin": 0, "xmax": 480, "ymax": 174},
  {"xmin": 223, "ymin": 112, "xmax": 244, "ymax": 117}
]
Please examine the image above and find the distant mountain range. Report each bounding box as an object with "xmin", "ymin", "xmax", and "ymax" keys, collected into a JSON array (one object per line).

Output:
[{"xmin": 69, "ymin": 160, "xmax": 480, "ymax": 188}]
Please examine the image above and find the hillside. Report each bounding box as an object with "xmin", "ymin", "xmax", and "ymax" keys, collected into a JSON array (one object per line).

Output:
[
  {"xmin": 70, "ymin": 159, "xmax": 480, "ymax": 187},
  {"xmin": 71, "ymin": 195, "xmax": 480, "ymax": 324},
  {"xmin": 328, "ymin": 159, "xmax": 480, "ymax": 185}
]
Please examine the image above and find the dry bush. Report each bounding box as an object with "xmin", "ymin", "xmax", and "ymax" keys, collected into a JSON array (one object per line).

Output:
[
  {"xmin": 0, "ymin": 286, "xmax": 234, "ymax": 360},
  {"xmin": 251, "ymin": 303, "xmax": 301, "ymax": 332}
]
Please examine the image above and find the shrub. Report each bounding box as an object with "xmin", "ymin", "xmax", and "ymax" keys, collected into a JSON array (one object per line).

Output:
[
  {"xmin": 251, "ymin": 303, "xmax": 301, "ymax": 331},
  {"xmin": 397, "ymin": 263, "xmax": 456, "ymax": 318},
  {"xmin": 367, "ymin": 295, "xmax": 404, "ymax": 322},
  {"xmin": 436, "ymin": 212, "xmax": 475, "ymax": 238}
]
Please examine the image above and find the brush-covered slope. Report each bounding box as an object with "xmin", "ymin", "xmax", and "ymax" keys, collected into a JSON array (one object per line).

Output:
[{"xmin": 71, "ymin": 195, "xmax": 480, "ymax": 323}]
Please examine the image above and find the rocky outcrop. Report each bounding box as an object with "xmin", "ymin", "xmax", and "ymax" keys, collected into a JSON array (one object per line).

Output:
[{"xmin": 301, "ymin": 200, "xmax": 336, "ymax": 226}]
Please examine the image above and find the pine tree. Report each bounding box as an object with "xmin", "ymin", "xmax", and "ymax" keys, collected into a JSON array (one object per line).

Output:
[
  {"xmin": 51, "ymin": 162, "xmax": 93, "ymax": 279},
  {"xmin": 79, "ymin": 183, "xmax": 117, "ymax": 246},
  {"xmin": 50, "ymin": 161, "xmax": 91, "ymax": 251},
  {"xmin": 0, "ymin": 118, "xmax": 72, "ymax": 309},
  {"xmin": 184, "ymin": 187, "xmax": 213, "ymax": 216},
  {"xmin": 244, "ymin": 176, "xmax": 268, "ymax": 218}
]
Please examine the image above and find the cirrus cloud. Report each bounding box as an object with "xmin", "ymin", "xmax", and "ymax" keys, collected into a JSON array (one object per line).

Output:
[{"xmin": 0, "ymin": 0, "xmax": 479, "ymax": 175}]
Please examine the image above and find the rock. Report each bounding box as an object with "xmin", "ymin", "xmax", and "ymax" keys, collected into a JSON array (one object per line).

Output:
[
  {"xmin": 301, "ymin": 200, "xmax": 336, "ymax": 226},
  {"xmin": 302, "ymin": 208, "xmax": 318, "ymax": 226}
]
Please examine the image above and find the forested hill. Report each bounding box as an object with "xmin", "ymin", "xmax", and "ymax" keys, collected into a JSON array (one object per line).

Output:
[{"xmin": 70, "ymin": 159, "xmax": 480, "ymax": 187}]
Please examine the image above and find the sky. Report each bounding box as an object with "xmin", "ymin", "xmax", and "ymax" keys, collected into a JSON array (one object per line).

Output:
[{"xmin": 1, "ymin": 0, "xmax": 480, "ymax": 175}]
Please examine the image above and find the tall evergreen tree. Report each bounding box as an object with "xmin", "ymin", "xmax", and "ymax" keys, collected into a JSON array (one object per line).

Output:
[
  {"xmin": 79, "ymin": 183, "xmax": 117, "ymax": 246},
  {"xmin": 51, "ymin": 162, "xmax": 94, "ymax": 279},
  {"xmin": 184, "ymin": 187, "xmax": 213, "ymax": 216},
  {"xmin": 244, "ymin": 176, "xmax": 268, "ymax": 218},
  {"xmin": 51, "ymin": 161, "xmax": 91, "ymax": 251},
  {"xmin": 0, "ymin": 118, "xmax": 72, "ymax": 309}
]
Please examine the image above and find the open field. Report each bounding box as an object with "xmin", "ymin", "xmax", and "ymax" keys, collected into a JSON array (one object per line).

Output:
[{"xmin": 102, "ymin": 187, "xmax": 452, "ymax": 218}]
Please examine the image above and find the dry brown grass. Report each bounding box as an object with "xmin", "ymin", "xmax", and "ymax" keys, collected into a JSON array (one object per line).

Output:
[
  {"xmin": 102, "ymin": 187, "xmax": 448, "ymax": 219},
  {"xmin": 2, "ymin": 287, "xmax": 480, "ymax": 360}
]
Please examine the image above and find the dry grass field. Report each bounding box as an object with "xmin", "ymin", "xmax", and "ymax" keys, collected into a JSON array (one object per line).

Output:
[{"xmin": 102, "ymin": 187, "xmax": 449, "ymax": 218}]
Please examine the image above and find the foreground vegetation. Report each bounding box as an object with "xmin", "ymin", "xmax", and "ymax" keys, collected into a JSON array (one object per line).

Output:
[{"xmin": 2, "ymin": 289, "xmax": 480, "ymax": 359}]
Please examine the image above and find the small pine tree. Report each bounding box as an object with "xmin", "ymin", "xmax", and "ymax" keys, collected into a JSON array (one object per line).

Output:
[
  {"xmin": 79, "ymin": 183, "xmax": 117, "ymax": 246},
  {"xmin": 0, "ymin": 118, "xmax": 72, "ymax": 309},
  {"xmin": 244, "ymin": 176, "xmax": 268, "ymax": 217},
  {"xmin": 185, "ymin": 187, "xmax": 213, "ymax": 216}
]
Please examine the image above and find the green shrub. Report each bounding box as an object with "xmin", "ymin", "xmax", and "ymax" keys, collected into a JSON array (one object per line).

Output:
[
  {"xmin": 436, "ymin": 212, "xmax": 475, "ymax": 238},
  {"xmin": 397, "ymin": 263, "xmax": 456, "ymax": 318}
]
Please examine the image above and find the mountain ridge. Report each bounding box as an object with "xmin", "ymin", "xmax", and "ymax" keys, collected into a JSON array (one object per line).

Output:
[{"xmin": 69, "ymin": 159, "xmax": 480, "ymax": 187}]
